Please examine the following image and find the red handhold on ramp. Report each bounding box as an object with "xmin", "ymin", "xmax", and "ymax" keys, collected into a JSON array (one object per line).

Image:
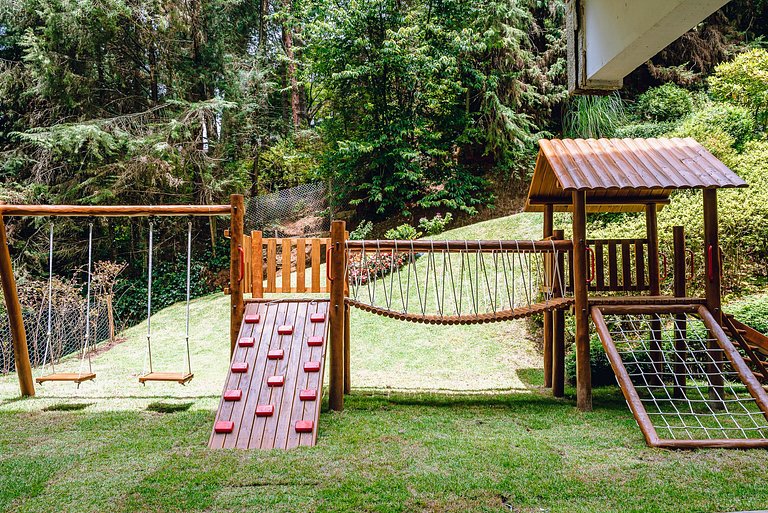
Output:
[
  {"xmin": 223, "ymin": 389, "xmax": 242, "ymax": 401},
  {"xmin": 278, "ymin": 325, "xmax": 293, "ymax": 335},
  {"xmin": 256, "ymin": 404, "xmax": 275, "ymax": 417},
  {"xmin": 215, "ymin": 420, "xmax": 234, "ymax": 433},
  {"xmin": 295, "ymin": 420, "xmax": 314, "ymax": 433},
  {"xmin": 267, "ymin": 349, "xmax": 285, "ymax": 360},
  {"xmin": 244, "ymin": 313, "xmax": 260, "ymax": 324},
  {"xmin": 307, "ymin": 336, "xmax": 324, "ymax": 347},
  {"xmin": 231, "ymin": 362, "xmax": 248, "ymax": 373},
  {"xmin": 299, "ymin": 389, "xmax": 317, "ymax": 401},
  {"xmin": 238, "ymin": 337, "xmax": 255, "ymax": 347},
  {"xmin": 310, "ymin": 312, "xmax": 326, "ymax": 323},
  {"xmin": 267, "ymin": 375, "xmax": 285, "ymax": 387},
  {"xmin": 304, "ymin": 361, "xmax": 321, "ymax": 372}
]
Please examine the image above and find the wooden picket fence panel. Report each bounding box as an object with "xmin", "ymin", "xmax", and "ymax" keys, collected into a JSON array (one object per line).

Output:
[
  {"xmin": 567, "ymin": 238, "xmax": 655, "ymax": 293},
  {"xmin": 245, "ymin": 231, "xmax": 331, "ymax": 298}
]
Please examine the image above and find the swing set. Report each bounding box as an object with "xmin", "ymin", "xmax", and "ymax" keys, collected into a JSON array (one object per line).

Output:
[{"xmin": 1, "ymin": 200, "xmax": 244, "ymax": 395}]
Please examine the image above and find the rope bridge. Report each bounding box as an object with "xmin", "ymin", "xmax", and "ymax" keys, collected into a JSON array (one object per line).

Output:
[
  {"xmin": 592, "ymin": 305, "xmax": 768, "ymax": 448},
  {"xmin": 344, "ymin": 239, "xmax": 573, "ymax": 325}
]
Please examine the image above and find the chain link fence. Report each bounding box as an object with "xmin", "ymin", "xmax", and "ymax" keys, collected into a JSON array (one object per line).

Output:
[{"xmin": 245, "ymin": 181, "xmax": 331, "ymax": 237}]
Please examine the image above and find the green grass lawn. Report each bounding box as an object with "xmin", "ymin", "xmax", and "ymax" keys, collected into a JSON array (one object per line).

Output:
[{"xmin": 0, "ymin": 212, "xmax": 767, "ymax": 513}]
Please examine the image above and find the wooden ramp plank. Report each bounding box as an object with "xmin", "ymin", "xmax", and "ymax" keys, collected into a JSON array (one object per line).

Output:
[{"xmin": 209, "ymin": 299, "xmax": 330, "ymax": 450}]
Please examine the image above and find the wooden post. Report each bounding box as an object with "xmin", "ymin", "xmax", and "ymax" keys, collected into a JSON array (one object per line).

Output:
[
  {"xmin": 572, "ymin": 191, "xmax": 592, "ymax": 411},
  {"xmin": 229, "ymin": 194, "xmax": 245, "ymax": 357},
  {"xmin": 646, "ymin": 204, "xmax": 663, "ymax": 385},
  {"xmin": 552, "ymin": 229, "xmax": 566, "ymax": 398},
  {"xmin": 703, "ymin": 189, "xmax": 724, "ymax": 405},
  {"xmin": 672, "ymin": 226, "xmax": 687, "ymax": 399},
  {"xmin": 543, "ymin": 204, "xmax": 554, "ymax": 388},
  {"xmin": 328, "ymin": 220, "xmax": 346, "ymax": 411},
  {"xmin": 0, "ymin": 215, "xmax": 34, "ymax": 397}
]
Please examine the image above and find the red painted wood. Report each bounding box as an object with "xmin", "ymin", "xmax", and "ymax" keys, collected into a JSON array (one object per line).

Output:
[
  {"xmin": 238, "ymin": 337, "xmax": 255, "ymax": 347},
  {"xmin": 244, "ymin": 313, "xmax": 260, "ymax": 324},
  {"xmin": 215, "ymin": 421, "xmax": 235, "ymax": 433},
  {"xmin": 307, "ymin": 336, "xmax": 324, "ymax": 347},
  {"xmin": 231, "ymin": 362, "xmax": 248, "ymax": 373},
  {"xmin": 299, "ymin": 389, "xmax": 317, "ymax": 401},
  {"xmin": 267, "ymin": 375, "xmax": 285, "ymax": 387},
  {"xmin": 310, "ymin": 313, "xmax": 326, "ymax": 323},
  {"xmin": 267, "ymin": 349, "xmax": 285, "ymax": 360},
  {"xmin": 223, "ymin": 389, "xmax": 242, "ymax": 401},
  {"xmin": 304, "ymin": 361, "xmax": 321, "ymax": 372},
  {"xmin": 255, "ymin": 405, "xmax": 275, "ymax": 417},
  {"xmin": 278, "ymin": 325, "xmax": 293, "ymax": 335},
  {"xmin": 295, "ymin": 420, "xmax": 314, "ymax": 433}
]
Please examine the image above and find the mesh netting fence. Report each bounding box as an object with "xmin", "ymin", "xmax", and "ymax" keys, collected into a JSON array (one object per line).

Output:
[
  {"xmin": 601, "ymin": 312, "xmax": 768, "ymax": 441},
  {"xmin": 0, "ymin": 296, "xmax": 113, "ymax": 375},
  {"xmin": 245, "ymin": 182, "xmax": 331, "ymax": 237}
]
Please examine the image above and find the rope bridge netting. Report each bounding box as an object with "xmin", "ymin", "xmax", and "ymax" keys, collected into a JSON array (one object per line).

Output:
[
  {"xmin": 593, "ymin": 307, "xmax": 768, "ymax": 447},
  {"xmin": 344, "ymin": 240, "xmax": 573, "ymax": 324}
]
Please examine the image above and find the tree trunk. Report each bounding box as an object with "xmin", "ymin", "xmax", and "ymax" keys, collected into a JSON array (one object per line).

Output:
[{"xmin": 282, "ymin": 0, "xmax": 300, "ymax": 130}]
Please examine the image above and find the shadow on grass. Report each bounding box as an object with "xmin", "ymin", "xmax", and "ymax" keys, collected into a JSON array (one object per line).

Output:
[
  {"xmin": 43, "ymin": 402, "xmax": 93, "ymax": 412},
  {"xmin": 146, "ymin": 401, "xmax": 194, "ymax": 413}
]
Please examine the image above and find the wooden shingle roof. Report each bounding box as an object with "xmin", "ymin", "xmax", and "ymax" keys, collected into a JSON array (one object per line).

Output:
[{"xmin": 525, "ymin": 137, "xmax": 747, "ymax": 213}]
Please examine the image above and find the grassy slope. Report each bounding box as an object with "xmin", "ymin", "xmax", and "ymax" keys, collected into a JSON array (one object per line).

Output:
[{"xmin": 0, "ymin": 212, "xmax": 767, "ymax": 513}]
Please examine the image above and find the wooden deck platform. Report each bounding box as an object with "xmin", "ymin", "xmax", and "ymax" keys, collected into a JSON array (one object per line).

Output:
[{"xmin": 209, "ymin": 299, "xmax": 330, "ymax": 450}]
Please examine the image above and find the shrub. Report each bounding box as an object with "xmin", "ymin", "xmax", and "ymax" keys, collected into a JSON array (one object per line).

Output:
[
  {"xmin": 563, "ymin": 93, "xmax": 627, "ymax": 139},
  {"xmin": 613, "ymin": 121, "xmax": 678, "ymax": 139},
  {"xmin": 671, "ymin": 102, "xmax": 756, "ymax": 150},
  {"xmin": 384, "ymin": 224, "xmax": 421, "ymax": 240},
  {"xmin": 636, "ymin": 83, "xmax": 694, "ymax": 122},
  {"xmin": 349, "ymin": 220, "xmax": 373, "ymax": 240},
  {"xmin": 709, "ymin": 48, "xmax": 768, "ymax": 127},
  {"xmin": 418, "ymin": 213, "xmax": 453, "ymax": 236},
  {"xmin": 728, "ymin": 293, "xmax": 768, "ymax": 335},
  {"xmin": 565, "ymin": 335, "xmax": 616, "ymax": 387}
]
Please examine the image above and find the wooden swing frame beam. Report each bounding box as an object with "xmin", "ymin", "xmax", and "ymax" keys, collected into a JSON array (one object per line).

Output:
[{"xmin": 0, "ymin": 196, "xmax": 245, "ymax": 397}]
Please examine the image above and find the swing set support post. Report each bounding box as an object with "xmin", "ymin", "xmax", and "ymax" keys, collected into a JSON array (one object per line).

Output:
[
  {"xmin": 0, "ymin": 215, "xmax": 35, "ymax": 397},
  {"xmin": 328, "ymin": 220, "xmax": 346, "ymax": 411},
  {"xmin": 229, "ymin": 194, "xmax": 245, "ymax": 357}
]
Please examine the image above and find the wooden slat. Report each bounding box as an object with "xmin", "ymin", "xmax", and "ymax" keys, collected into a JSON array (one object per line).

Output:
[
  {"xmin": 266, "ymin": 239, "xmax": 277, "ymax": 293},
  {"xmin": 281, "ymin": 239, "xmax": 292, "ymax": 293},
  {"xmin": 594, "ymin": 242, "xmax": 604, "ymax": 290},
  {"xmin": 242, "ymin": 234, "xmax": 252, "ymax": 295},
  {"xmin": 36, "ymin": 372, "xmax": 96, "ymax": 384},
  {"xmin": 635, "ymin": 240, "xmax": 645, "ymax": 291},
  {"xmin": 296, "ymin": 239, "xmax": 306, "ymax": 293},
  {"xmin": 608, "ymin": 241, "xmax": 618, "ymax": 289},
  {"xmin": 298, "ymin": 301, "xmax": 329, "ymax": 447},
  {"xmin": 252, "ymin": 231, "xmax": 263, "ymax": 298},
  {"xmin": 311, "ymin": 239, "xmax": 321, "ymax": 293},
  {"xmin": 621, "ymin": 241, "xmax": 632, "ymax": 291},
  {"xmin": 138, "ymin": 372, "xmax": 193, "ymax": 384}
]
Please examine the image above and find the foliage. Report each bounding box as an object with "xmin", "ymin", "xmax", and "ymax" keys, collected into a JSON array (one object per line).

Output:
[
  {"xmin": 349, "ymin": 220, "xmax": 374, "ymax": 241},
  {"xmin": 562, "ymin": 93, "xmax": 626, "ymax": 139},
  {"xmin": 613, "ymin": 121, "xmax": 678, "ymax": 139},
  {"xmin": 709, "ymin": 48, "xmax": 768, "ymax": 127},
  {"xmin": 728, "ymin": 293, "xmax": 768, "ymax": 335},
  {"xmin": 670, "ymin": 101, "xmax": 756, "ymax": 150},
  {"xmin": 565, "ymin": 335, "xmax": 616, "ymax": 387},
  {"xmin": 418, "ymin": 213, "xmax": 453, "ymax": 236},
  {"xmin": 636, "ymin": 83, "xmax": 694, "ymax": 122},
  {"xmin": 384, "ymin": 224, "xmax": 421, "ymax": 240}
]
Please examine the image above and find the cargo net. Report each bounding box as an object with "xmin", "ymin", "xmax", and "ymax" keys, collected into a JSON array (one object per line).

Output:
[
  {"xmin": 245, "ymin": 182, "xmax": 330, "ymax": 237},
  {"xmin": 344, "ymin": 240, "xmax": 571, "ymax": 324},
  {"xmin": 598, "ymin": 311, "xmax": 768, "ymax": 443}
]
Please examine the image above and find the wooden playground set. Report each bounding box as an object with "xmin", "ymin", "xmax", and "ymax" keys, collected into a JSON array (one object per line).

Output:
[{"xmin": 3, "ymin": 137, "xmax": 768, "ymax": 450}]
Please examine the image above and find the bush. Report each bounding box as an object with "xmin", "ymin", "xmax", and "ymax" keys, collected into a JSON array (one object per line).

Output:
[
  {"xmin": 613, "ymin": 121, "xmax": 678, "ymax": 139},
  {"xmin": 349, "ymin": 220, "xmax": 373, "ymax": 240},
  {"xmin": 636, "ymin": 83, "xmax": 694, "ymax": 122},
  {"xmin": 565, "ymin": 335, "xmax": 616, "ymax": 387},
  {"xmin": 709, "ymin": 48, "xmax": 768, "ymax": 127},
  {"xmin": 384, "ymin": 224, "xmax": 421, "ymax": 240},
  {"xmin": 671, "ymin": 102, "xmax": 756, "ymax": 150},
  {"xmin": 418, "ymin": 213, "xmax": 453, "ymax": 236},
  {"xmin": 728, "ymin": 293, "xmax": 768, "ymax": 335}
]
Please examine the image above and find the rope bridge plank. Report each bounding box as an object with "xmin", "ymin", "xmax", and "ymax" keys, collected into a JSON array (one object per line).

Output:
[{"xmin": 592, "ymin": 304, "xmax": 768, "ymax": 449}]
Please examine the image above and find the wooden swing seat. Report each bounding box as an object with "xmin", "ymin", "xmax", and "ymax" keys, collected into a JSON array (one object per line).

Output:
[
  {"xmin": 36, "ymin": 372, "xmax": 96, "ymax": 384},
  {"xmin": 138, "ymin": 372, "xmax": 194, "ymax": 385}
]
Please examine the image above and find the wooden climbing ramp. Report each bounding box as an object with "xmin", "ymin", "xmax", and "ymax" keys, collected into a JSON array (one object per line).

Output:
[
  {"xmin": 209, "ymin": 299, "xmax": 329, "ymax": 450},
  {"xmin": 592, "ymin": 303, "xmax": 768, "ymax": 449}
]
